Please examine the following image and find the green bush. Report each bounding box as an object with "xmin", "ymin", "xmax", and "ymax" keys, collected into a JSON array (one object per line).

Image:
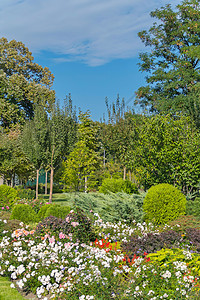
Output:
[
  {"xmin": 15, "ymin": 187, "xmax": 36, "ymax": 200},
  {"xmin": 143, "ymin": 183, "xmax": 186, "ymax": 224},
  {"xmin": 10, "ymin": 204, "xmax": 37, "ymax": 224},
  {"xmin": 37, "ymin": 204, "xmax": 52, "ymax": 220},
  {"xmin": 44, "ymin": 204, "xmax": 71, "ymax": 219},
  {"xmin": 121, "ymin": 180, "xmax": 139, "ymax": 194},
  {"xmin": 186, "ymin": 197, "xmax": 200, "ymax": 217},
  {"xmin": 0, "ymin": 185, "xmax": 19, "ymax": 208},
  {"xmin": 99, "ymin": 178, "xmax": 138, "ymax": 194}
]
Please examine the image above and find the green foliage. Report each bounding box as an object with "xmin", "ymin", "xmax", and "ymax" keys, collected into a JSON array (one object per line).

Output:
[
  {"xmin": 132, "ymin": 114, "xmax": 200, "ymax": 192},
  {"xmin": 36, "ymin": 208, "xmax": 96, "ymax": 242},
  {"xmin": 62, "ymin": 140, "xmax": 100, "ymax": 192},
  {"xmin": 187, "ymin": 197, "xmax": 200, "ymax": 217},
  {"xmin": 143, "ymin": 183, "xmax": 186, "ymax": 224},
  {"xmin": 63, "ymin": 192, "xmax": 144, "ymax": 224},
  {"xmin": 48, "ymin": 99, "xmax": 77, "ymax": 201},
  {"xmin": 99, "ymin": 178, "xmax": 123, "ymax": 193},
  {"xmin": 135, "ymin": 0, "xmax": 200, "ymax": 127},
  {"xmin": 10, "ymin": 204, "xmax": 37, "ymax": 224},
  {"xmin": 0, "ymin": 185, "xmax": 19, "ymax": 208},
  {"xmin": 15, "ymin": 187, "xmax": 35, "ymax": 200},
  {"xmin": 0, "ymin": 128, "xmax": 34, "ymax": 184},
  {"xmin": 44, "ymin": 204, "xmax": 71, "ymax": 219},
  {"xmin": 65, "ymin": 207, "xmax": 96, "ymax": 242},
  {"xmin": 99, "ymin": 178, "xmax": 138, "ymax": 194},
  {"xmin": 121, "ymin": 180, "xmax": 139, "ymax": 194},
  {"xmin": 148, "ymin": 248, "xmax": 200, "ymax": 277},
  {"xmin": 0, "ymin": 37, "xmax": 55, "ymax": 129},
  {"xmin": 62, "ymin": 111, "xmax": 101, "ymax": 193},
  {"xmin": 37, "ymin": 204, "xmax": 52, "ymax": 220}
]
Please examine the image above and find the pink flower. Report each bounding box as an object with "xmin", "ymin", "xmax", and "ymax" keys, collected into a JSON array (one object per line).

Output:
[
  {"xmin": 59, "ymin": 232, "xmax": 65, "ymax": 239},
  {"xmin": 44, "ymin": 234, "xmax": 50, "ymax": 240},
  {"xmin": 71, "ymin": 222, "xmax": 79, "ymax": 227},
  {"xmin": 49, "ymin": 236, "xmax": 55, "ymax": 244},
  {"xmin": 64, "ymin": 242, "xmax": 71, "ymax": 249},
  {"xmin": 66, "ymin": 217, "xmax": 70, "ymax": 223},
  {"xmin": 6, "ymin": 206, "xmax": 9, "ymax": 210},
  {"xmin": 2, "ymin": 207, "xmax": 4, "ymax": 210}
]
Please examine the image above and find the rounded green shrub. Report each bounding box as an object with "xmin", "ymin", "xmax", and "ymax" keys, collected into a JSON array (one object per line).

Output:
[
  {"xmin": 10, "ymin": 204, "xmax": 37, "ymax": 224},
  {"xmin": 37, "ymin": 204, "xmax": 53, "ymax": 220},
  {"xmin": 44, "ymin": 204, "xmax": 71, "ymax": 219},
  {"xmin": 99, "ymin": 178, "xmax": 138, "ymax": 194},
  {"xmin": 143, "ymin": 183, "xmax": 186, "ymax": 224},
  {"xmin": 0, "ymin": 185, "xmax": 19, "ymax": 208}
]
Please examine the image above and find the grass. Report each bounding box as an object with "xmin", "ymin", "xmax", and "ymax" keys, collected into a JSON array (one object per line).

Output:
[{"xmin": 0, "ymin": 277, "xmax": 29, "ymax": 300}]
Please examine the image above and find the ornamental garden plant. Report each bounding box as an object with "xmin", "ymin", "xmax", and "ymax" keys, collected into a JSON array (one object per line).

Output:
[{"xmin": 0, "ymin": 189, "xmax": 200, "ymax": 300}]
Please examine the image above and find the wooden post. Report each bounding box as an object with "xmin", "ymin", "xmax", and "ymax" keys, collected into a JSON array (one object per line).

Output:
[
  {"xmin": 49, "ymin": 167, "xmax": 54, "ymax": 203},
  {"xmin": 123, "ymin": 166, "xmax": 126, "ymax": 180}
]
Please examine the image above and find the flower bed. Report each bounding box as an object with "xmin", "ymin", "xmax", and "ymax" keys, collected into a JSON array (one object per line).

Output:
[{"xmin": 0, "ymin": 212, "xmax": 199, "ymax": 299}]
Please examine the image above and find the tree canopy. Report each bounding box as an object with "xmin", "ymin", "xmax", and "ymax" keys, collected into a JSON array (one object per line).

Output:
[
  {"xmin": 135, "ymin": 0, "xmax": 200, "ymax": 127},
  {"xmin": 0, "ymin": 38, "xmax": 55, "ymax": 129}
]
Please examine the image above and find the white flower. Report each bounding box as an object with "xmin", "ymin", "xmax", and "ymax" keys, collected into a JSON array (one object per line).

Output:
[
  {"xmin": 10, "ymin": 283, "xmax": 15, "ymax": 288},
  {"xmin": 162, "ymin": 270, "xmax": 171, "ymax": 279},
  {"xmin": 16, "ymin": 279, "xmax": 24, "ymax": 289}
]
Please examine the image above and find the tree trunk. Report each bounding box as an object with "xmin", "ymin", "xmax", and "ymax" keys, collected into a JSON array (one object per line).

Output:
[
  {"xmin": 103, "ymin": 149, "xmax": 106, "ymax": 167},
  {"xmin": 36, "ymin": 169, "xmax": 39, "ymax": 199},
  {"xmin": 123, "ymin": 166, "xmax": 126, "ymax": 180},
  {"xmin": 49, "ymin": 167, "xmax": 54, "ymax": 203},
  {"xmin": 85, "ymin": 176, "xmax": 87, "ymax": 193},
  {"xmin": 45, "ymin": 170, "xmax": 48, "ymax": 195}
]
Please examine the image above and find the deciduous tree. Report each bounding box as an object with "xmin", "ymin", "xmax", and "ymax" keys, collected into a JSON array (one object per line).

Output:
[
  {"xmin": 0, "ymin": 37, "xmax": 55, "ymax": 129},
  {"xmin": 135, "ymin": 0, "xmax": 200, "ymax": 127}
]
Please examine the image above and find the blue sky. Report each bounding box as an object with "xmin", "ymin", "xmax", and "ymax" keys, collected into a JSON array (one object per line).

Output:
[{"xmin": 0, "ymin": 0, "xmax": 178, "ymax": 121}]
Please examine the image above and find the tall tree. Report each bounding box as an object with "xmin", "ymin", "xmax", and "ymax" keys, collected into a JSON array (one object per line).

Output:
[
  {"xmin": 21, "ymin": 106, "xmax": 49, "ymax": 198},
  {"xmin": 48, "ymin": 99, "xmax": 77, "ymax": 202},
  {"xmin": 135, "ymin": 0, "xmax": 200, "ymax": 127},
  {"xmin": 0, "ymin": 127, "xmax": 34, "ymax": 186},
  {"xmin": 131, "ymin": 114, "xmax": 200, "ymax": 193},
  {"xmin": 62, "ymin": 111, "xmax": 100, "ymax": 192},
  {"xmin": 100, "ymin": 96, "xmax": 141, "ymax": 180},
  {"xmin": 0, "ymin": 38, "xmax": 55, "ymax": 129}
]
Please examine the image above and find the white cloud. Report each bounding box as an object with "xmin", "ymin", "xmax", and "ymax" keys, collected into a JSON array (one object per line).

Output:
[{"xmin": 0, "ymin": 0, "xmax": 179, "ymax": 66}]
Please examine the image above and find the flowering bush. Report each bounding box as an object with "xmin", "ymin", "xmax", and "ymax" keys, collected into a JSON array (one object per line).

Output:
[
  {"xmin": 16, "ymin": 198, "xmax": 46, "ymax": 214},
  {"xmin": 0, "ymin": 210, "xmax": 199, "ymax": 299}
]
